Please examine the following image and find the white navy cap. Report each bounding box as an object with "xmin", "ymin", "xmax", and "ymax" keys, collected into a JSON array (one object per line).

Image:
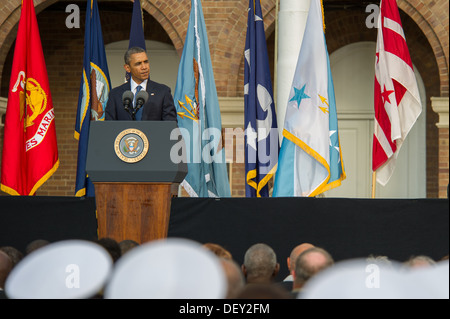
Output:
[
  {"xmin": 104, "ymin": 238, "xmax": 227, "ymax": 299},
  {"xmin": 299, "ymin": 258, "xmax": 449, "ymax": 299},
  {"xmin": 405, "ymin": 260, "xmax": 449, "ymax": 299},
  {"xmin": 5, "ymin": 240, "xmax": 113, "ymax": 299}
]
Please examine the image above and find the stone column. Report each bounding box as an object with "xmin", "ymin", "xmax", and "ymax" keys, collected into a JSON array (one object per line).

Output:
[
  {"xmin": 431, "ymin": 97, "xmax": 449, "ymax": 198},
  {"xmin": 275, "ymin": 0, "xmax": 311, "ymax": 141}
]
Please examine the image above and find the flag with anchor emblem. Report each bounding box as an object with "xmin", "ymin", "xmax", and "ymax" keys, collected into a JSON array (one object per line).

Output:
[
  {"xmin": 74, "ymin": 0, "xmax": 111, "ymax": 197},
  {"xmin": 244, "ymin": 0, "xmax": 279, "ymax": 197}
]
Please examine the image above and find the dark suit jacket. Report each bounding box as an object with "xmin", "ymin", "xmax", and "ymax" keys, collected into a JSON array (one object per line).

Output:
[{"xmin": 105, "ymin": 79, "xmax": 177, "ymax": 121}]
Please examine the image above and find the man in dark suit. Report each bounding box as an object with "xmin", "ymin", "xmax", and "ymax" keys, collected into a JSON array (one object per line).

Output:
[{"xmin": 105, "ymin": 47, "xmax": 177, "ymax": 121}]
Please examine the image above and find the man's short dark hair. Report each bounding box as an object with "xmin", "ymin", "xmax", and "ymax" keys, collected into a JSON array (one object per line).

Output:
[{"xmin": 124, "ymin": 46, "xmax": 146, "ymax": 65}]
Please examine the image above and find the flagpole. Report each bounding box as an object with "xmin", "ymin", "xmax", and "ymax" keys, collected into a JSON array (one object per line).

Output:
[
  {"xmin": 140, "ymin": 0, "xmax": 145, "ymax": 29},
  {"xmin": 274, "ymin": 0, "xmax": 279, "ymax": 103},
  {"xmin": 371, "ymin": 171, "xmax": 377, "ymax": 198}
]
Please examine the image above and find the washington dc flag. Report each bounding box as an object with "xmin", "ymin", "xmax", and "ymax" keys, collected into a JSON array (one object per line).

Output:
[{"xmin": 372, "ymin": 0, "xmax": 422, "ymax": 186}]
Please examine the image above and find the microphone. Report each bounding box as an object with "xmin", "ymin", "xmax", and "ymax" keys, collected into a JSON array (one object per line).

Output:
[
  {"xmin": 122, "ymin": 90, "xmax": 134, "ymax": 112},
  {"xmin": 135, "ymin": 90, "xmax": 149, "ymax": 111}
]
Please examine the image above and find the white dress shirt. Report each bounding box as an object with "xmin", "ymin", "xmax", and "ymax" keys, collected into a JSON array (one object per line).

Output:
[{"xmin": 130, "ymin": 78, "xmax": 148, "ymax": 107}]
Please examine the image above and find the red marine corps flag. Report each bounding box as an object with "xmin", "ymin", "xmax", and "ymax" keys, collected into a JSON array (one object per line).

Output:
[
  {"xmin": 1, "ymin": 0, "xmax": 59, "ymax": 195},
  {"xmin": 372, "ymin": 0, "xmax": 421, "ymax": 187}
]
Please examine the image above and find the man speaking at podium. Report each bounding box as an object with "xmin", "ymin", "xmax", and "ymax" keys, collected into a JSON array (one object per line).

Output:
[{"xmin": 105, "ymin": 47, "xmax": 177, "ymax": 122}]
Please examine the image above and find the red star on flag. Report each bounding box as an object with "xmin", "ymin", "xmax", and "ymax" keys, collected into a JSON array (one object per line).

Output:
[{"xmin": 381, "ymin": 85, "xmax": 394, "ymax": 105}]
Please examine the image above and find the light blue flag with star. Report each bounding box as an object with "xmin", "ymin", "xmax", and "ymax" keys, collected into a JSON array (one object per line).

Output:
[
  {"xmin": 174, "ymin": 0, "xmax": 231, "ymax": 197},
  {"xmin": 273, "ymin": 0, "xmax": 346, "ymax": 197}
]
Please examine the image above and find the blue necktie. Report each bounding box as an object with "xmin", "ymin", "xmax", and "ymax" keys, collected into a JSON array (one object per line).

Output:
[{"xmin": 134, "ymin": 85, "xmax": 143, "ymax": 120}]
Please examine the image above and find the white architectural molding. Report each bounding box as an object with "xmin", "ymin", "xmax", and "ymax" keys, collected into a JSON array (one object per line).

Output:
[
  {"xmin": 0, "ymin": 97, "xmax": 7, "ymax": 127},
  {"xmin": 217, "ymin": 97, "xmax": 377, "ymax": 129},
  {"xmin": 219, "ymin": 97, "xmax": 244, "ymax": 128},
  {"xmin": 431, "ymin": 97, "xmax": 449, "ymax": 129}
]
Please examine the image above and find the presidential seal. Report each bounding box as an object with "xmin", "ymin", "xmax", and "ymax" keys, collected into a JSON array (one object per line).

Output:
[{"xmin": 114, "ymin": 128, "xmax": 149, "ymax": 163}]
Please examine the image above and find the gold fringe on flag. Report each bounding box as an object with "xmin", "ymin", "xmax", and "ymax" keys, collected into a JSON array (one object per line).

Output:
[{"xmin": 320, "ymin": 0, "xmax": 326, "ymax": 33}]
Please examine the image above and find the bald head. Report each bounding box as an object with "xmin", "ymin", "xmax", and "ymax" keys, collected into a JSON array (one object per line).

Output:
[
  {"xmin": 288, "ymin": 243, "xmax": 315, "ymax": 274},
  {"xmin": 404, "ymin": 255, "xmax": 436, "ymax": 269},
  {"xmin": 293, "ymin": 247, "xmax": 334, "ymax": 289}
]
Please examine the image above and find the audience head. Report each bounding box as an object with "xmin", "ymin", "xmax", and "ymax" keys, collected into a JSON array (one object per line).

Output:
[
  {"xmin": 203, "ymin": 243, "xmax": 233, "ymax": 260},
  {"xmin": 293, "ymin": 247, "xmax": 334, "ymax": 290},
  {"xmin": 404, "ymin": 255, "xmax": 436, "ymax": 269},
  {"xmin": 0, "ymin": 246, "xmax": 23, "ymax": 269},
  {"xmin": 219, "ymin": 257, "xmax": 245, "ymax": 298},
  {"xmin": 25, "ymin": 239, "xmax": 50, "ymax": 255},
  {"xmin": 119, "ymin": 239, "xmax": 140, "ymax": 256},
  {"xmin": 287, "ymin": 243, "xmax": 315, "ymax": 275},
  {"xmin": 242, "ymin": 243, "xmax": 280, "ymax": 284},
  {"xmin": 95, "ymin": 238, "xmax": 121, "ymax": 263},
  {"xmin": 236, "ymin": 283, "xmax": 293, "ymax": 299},
  {"xmin": 366, "ymin": 254, "xmax": 393, "ymax": 269},
  {"xmin": 0, "ymin": 251, "xmax": 13, "ymax": 289}
]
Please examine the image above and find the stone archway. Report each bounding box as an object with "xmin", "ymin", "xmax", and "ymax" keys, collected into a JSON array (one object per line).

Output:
[
  {"xmin": 0, "ymin": 0, "xmax": 58, "ymax": 90},
  {"xmin": 399, "ymin": 0, "xmax": 448, "ymax": 96}
]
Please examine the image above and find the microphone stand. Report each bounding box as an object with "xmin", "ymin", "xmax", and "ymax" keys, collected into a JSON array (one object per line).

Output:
[
  {"xmin": 130, "ymin": 107, "xmax": 137, "ymax": 121},
  {"xmin": 131, "ymin": 99, "xmax": 144, "ymax": 121},
  {"xmin": 124, "ymin": 104, "xmax": 136, "ymax": 121},
  {"xmin": 123, "ymin": 97, "xmax": 134, "ymax": 120}
]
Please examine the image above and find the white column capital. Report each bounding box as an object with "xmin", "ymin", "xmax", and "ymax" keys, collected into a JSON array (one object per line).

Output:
[
  {"xmin": 219, "ymin": 97, "xmax": 244, "ymax": 128},
  {"xmin": 279, "ymin": 0, "xmax": 311, "ymax": 12},
  {"xmin": 431, "ymin": 96, "xmax": 449, "ymax": 129}
]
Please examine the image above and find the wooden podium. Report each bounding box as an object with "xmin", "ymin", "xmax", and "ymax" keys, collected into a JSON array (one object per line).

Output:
[{"xmin": 86, "ymin": 121, "xmax": 187, "ymax": 244}]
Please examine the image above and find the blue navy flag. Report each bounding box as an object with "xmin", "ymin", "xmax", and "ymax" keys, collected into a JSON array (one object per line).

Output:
[
  {"xmin": 174, "ymin": 0, "xmax": 231, "ymax": 197},
  {"xmin": 126, "ymin": 0, "xmax": 146, "ymax": 82},
  {"xmin": 244, "ymin": 0, "xmax": 279, "ymax": 197},
  {"xmin": 74, "ymin": 0, "xmax": 111, "ymax": 197}
]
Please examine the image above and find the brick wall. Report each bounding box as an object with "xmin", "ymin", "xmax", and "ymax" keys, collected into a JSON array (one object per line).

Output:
[
  {"xmin": 398, "ymin": 0, "xmax": 449, "ymax": 197},
  {"xmin": 0, "ymin": 0, "xmax": 448, "ymax": 197},
  {"xmin": 439, "ymin": 128, "xmax": 449, "ymax": 198},
  {"xmin": 399, "ymin": 0, "xmax": 449, "ymax": 97}
]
